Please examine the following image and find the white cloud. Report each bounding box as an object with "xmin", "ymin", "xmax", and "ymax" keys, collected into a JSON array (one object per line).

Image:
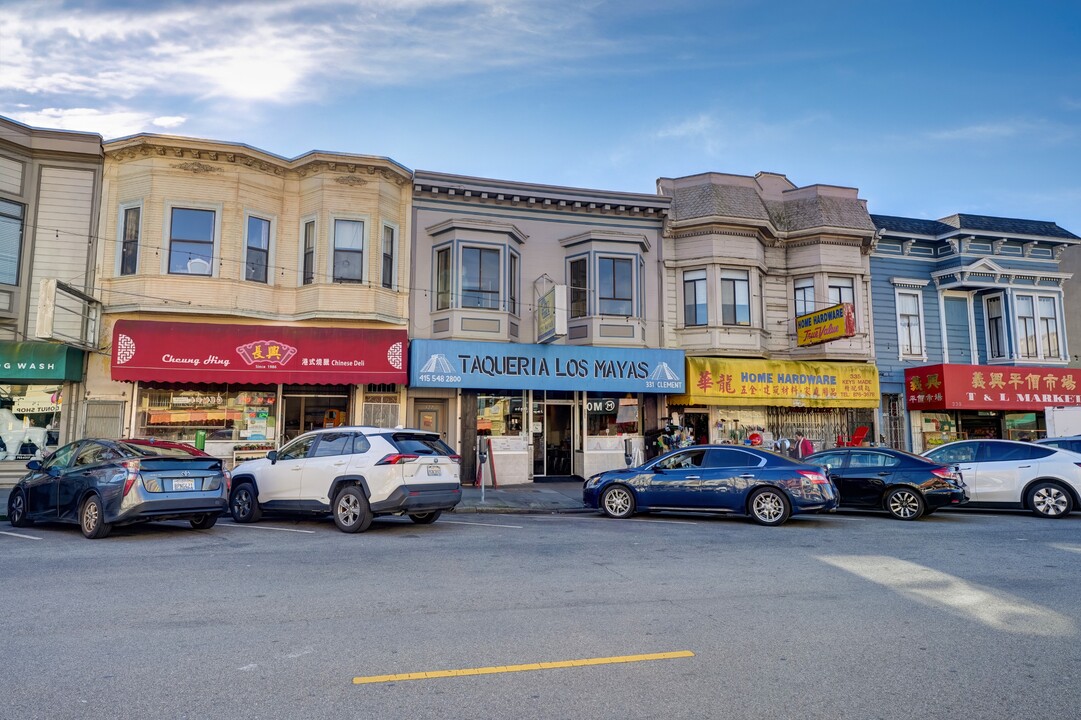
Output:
[
  {"xmin": 152, "ymin": 116, "xmax": 187, "ymax": 129},
  {"xmin": 927, "ymin": 122, "xmax": 1022, "ymax": 142},
  {"xmin": 3, "ymin": 107, "xmax": 182, "ymax": 138}
]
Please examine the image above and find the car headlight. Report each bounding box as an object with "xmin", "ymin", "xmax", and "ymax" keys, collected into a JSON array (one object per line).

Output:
[{"xmin": 585, "ymin": 474, "xmax": 604, "ymax": 489}]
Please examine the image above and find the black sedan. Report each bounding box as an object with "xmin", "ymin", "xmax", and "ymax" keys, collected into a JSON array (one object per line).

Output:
[
  {"xmin": 583, "ymin": 445, "xmax": 838, "ymax": 526},
  {"xmin": 806, "ymin": 447, "xmax": 967, "ymax": 520},
  {"xmin": 6, "ymin": 438, "xmax": 229, "ymax": 539}
]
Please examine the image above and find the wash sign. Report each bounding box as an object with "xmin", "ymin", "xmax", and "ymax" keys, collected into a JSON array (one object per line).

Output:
[
  {"xmin": 410, "ymin": 339, "xmax": 684, "ymax": 393},
  {"xmin": 796, "ymin": 303, "xmax": 855, "ymax": 347}
]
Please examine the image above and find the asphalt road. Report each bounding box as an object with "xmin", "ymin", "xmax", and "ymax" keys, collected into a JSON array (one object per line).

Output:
[{"xmin": 3, "ymin": 508, "xmax": 1080, "ymax": 720}]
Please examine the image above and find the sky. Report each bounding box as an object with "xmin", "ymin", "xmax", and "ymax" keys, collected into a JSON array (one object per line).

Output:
[{"xmin": 1, "ymin": 0, "xmax": 1080, "ymax": 232}]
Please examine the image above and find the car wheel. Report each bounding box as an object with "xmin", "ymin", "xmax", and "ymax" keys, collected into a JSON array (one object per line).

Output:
[
  {"xmin": 230, "ymin": 483, "xmax": 262, "ymax": 523},
  {"xmin": 600, "ymin": 485, "xmax": 635, "ymax": 519},
  {"xmin": 7, "ymin": 489, "xmax": 32, "ymax": 527},
  {"xmin": 408, "ymin": 510, "xmax": 442, "ymax": 524},
  {"xmin": 189, "ymin": 514, "xmax": 218, "ymax": 530},
  {"xmin": 333, "ymin": 486, "xmax": 373, "ymax": 533},
  {"xmin": 80, "ymin": 495, "xmax": 111, "ymax": 539},
  {"xmin": 885, "ymin": 487, "xmax": 925, "ymax": 520},
  {"xmin": 748, "ymin": 487, "xmax": 791, "ymax": 526},
  {"xmin": 1027, "ymin": 482, "xmax": 1073, "ymax": 518}
]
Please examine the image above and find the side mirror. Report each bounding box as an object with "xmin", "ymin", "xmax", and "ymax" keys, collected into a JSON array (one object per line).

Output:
[
  {"xmin": 26, "ymin": 459, "xmax": 42, "ymax": 471},
  {"xmin": 266, "ymin": 450, "xmax": 278, "ymax": 464}
]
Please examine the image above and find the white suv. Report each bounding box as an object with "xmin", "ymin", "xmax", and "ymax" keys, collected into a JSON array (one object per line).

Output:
[
  {"xmin": 924, "ymin": 439, "xmax": 1081, "ymax": 518},
  {"xmin": 229, "ymin": 427, "xmax": 461, "ymax": 532}
]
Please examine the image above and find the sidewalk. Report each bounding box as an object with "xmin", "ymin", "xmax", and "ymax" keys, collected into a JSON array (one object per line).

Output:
[{"xmin": 0, "ymin": 480, "xmax": 591, "ymax": 520}]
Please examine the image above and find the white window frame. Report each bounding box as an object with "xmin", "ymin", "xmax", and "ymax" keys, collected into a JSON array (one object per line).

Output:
[
  {"xmin": 596, "ymin": 252, "xmax": 638, "ymax": 318},
  {"xmin": 720, "ymin": 268, "xmax": 751, "ymax": 327},
  {"xmin": 568, "ymin": 255, "xmax": 589, "ymax": 319},
  {"xmin": 329, "ymin": 213, "xmax": 369, "ymax": 284},
  {"xmin": 794, "ymin": 276, "xmax": 815, "ymax": 317},
  {"xmin": 298, "ymin": 214, "xmax": 317, "ymax": 287},
  {"xmin": 827, "ymin": 275, "xmax": 855, "ymax": 307},
  {"xmin": 243, "ymin": 211, "xmax": 276, "ymax": 285},
  {"xmin": 434, "ymin": 244, "xmax": 453, "ymax": 310},
  {"xmin": 459, "ymin": 243, "xmax": 503, "ymax": 311},
  {"xmin": 116, "ymin": 200, "xmax": 142, "ymax": 277},
  {"xmin": 1011, "ymin": 291, "xmax": 1064, "ymax": 362},
  {"xmin": 683, "ymin": 268, "xmax": 708, "ymax": 327},
  {"xmin": 380, "ymin": 222, "xmax": 398, "ymax": 290},
  {"xmin": 895, "ymin": 288, "xmax": 927, "ymax": 361},
  {"xmin": 984, "ymin": 292, "xmax": 1006, "ymax": 361},
  {"xmin": 507, "ymin": 249, "xmax": 520, "ymax": 316},
  {"xmin": 161, "ymin": 200, "xmax": 222, "ymax": 277}
]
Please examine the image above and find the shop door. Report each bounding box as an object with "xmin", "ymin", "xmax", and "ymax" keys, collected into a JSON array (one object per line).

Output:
[
  {"xmin": 532, "ymin": 403, "xmax": 573, "ymax": 477},
  {"xmin": 281, "ymin": 388, "xmax": 350, "ymax": 444},
  {"xmin": 413, "ymin": 400, "xmax": 448, "ymax": 438}
]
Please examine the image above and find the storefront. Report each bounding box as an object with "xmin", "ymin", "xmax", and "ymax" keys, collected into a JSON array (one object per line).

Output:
[
  {"xmin": 110, "ymin": 320, "xmax": 407, "ymax": 464},
  {"xmin": 0, "ymin": 341, "xmax": 85, "ymax": 460},
  {"xmin": 408, "ymin": 339, "xmax": 685, "ymax": 484},
  {"xmin": 904, "ymin": 363, "xmax": 1081, "ymax": 451},
  {"xmin": 668, "ymin": 357, "xmax": 880, "ymax": 454}
]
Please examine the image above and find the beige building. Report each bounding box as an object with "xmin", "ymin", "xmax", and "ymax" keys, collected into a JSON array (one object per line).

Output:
[
  {"xmin": 0, "ymin": 115, "xmax": 103, "ymax": 466},
  {"xmin": 86, "ymin": 133, "xmax": 412, "ymax": 465},
  {"xmin": 658, "ymin": 172, "xmax": 880, "ymax": 452},
  {"xmin": 407, "ymin": 171, "xmax": 679, "ymax": 484}
]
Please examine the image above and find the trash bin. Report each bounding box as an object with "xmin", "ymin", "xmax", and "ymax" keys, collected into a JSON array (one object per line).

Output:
[{"xmin": 194, "ymin": 429, "xmax": 207, "ymax": 450}]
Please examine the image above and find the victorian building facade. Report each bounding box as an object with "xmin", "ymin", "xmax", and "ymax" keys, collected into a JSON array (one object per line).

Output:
[
  {"xmin": 85, "ymin": 134, "xmax": 413, "ymax": 465},
  {"xmin": 658, "ymin": 172, "xmax": 880, "ymax": 453}
]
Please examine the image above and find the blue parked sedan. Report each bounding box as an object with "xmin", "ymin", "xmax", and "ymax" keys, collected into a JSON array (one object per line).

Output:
[{"xmin": 583, "ymin": 445, "xmax": 838, "ymax": 526}]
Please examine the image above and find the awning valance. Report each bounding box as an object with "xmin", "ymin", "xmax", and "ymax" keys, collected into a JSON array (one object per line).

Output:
[{"xmin": 0, "ymin": 341, "xmax": 84, "ymax": 382}]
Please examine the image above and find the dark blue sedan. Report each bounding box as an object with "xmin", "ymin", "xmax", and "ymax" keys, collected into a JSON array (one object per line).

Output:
[
  {"xmin": 583, "ymin": 445, "xmax": 838, "ymax": 526},
  {"xmin": 7, "ymin": 439, "xmax": 229, "ymax": 539}
]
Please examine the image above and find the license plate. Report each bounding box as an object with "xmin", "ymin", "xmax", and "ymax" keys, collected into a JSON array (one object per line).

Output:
[
  {"xmin": 426, "ymin": 465, "xmax": 441, "ymax": 476},
  {"xmin": 173, "ymin": 478, "xmax": 196, "ymax": 491}
]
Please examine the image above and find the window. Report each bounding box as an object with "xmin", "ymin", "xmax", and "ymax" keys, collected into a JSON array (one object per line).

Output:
[
  {"xmin": 461, "ymin": 247, "xmax": 500, "ymax": 309},
  {"xmin": 683, "ymin": 270, "xmax": 707, "ymax": 326},
  {"xmin": 362, "ymin": 390, "xmax": 400, "ymax": 427},
  {"xmin": 848, "ymin": 451, "xmax": 901, "ymax": 468},
  {"xmin": 656, "ymin": 449, "xmax": 707, "ymax": 470},
  {"xmin": 120, "ymin": 205, "xmax": 140, "ymax": 276},
  {"xmin": 435, "ymin": 247, "xmax": 451, "ymax": 310},
  {"xmin": 245, "ymin": 215, "xmax": 270, "ymax": 283},
  {"xmin": 986, "ymin": 295, "xmax": 1004, "ymax": 359},
  {"xmin": 333, "ymin": 219, "xmax": 364, "ymax": 283},
  {"xmin": 302, "ymin": 220, "xmax": 315, "ymax": 285},
  {"xmin": 794, "ymin": 277, "xmax": 815, "ymax": 317},
  {"xmin": 1016, "ymin": 295, "xmax": 1037, "ymax": 358},
  {"xmin": 381, "ymin": 225, "xmax": 395, "ymax": 289},
  {"xmin": 810, "ymin": 451, "xmax": 847, "ymax": 470},
  {"xmin": 720, "ymin": 269, "xmax": 750, "ymax": 326},
  {"xmin": 598, "ymin": 257, "xmax": 633, "ymax": 316},
  {"xmin": 168, "ymin": 208, "xmax": 215, "ymax": 275},
  {"xmin": 978, "ymin": 442, "xmax": 1052, "ymax": 463},
  {"xmin": 508, "ymin": 253, "xmax": 519, "ymax": 314},
  {"xmin": 897, "ymin": 291, "xmax": 923, "ymax": 356},
  {"xmin": 707, "ymin": 448, "xmax": 762, "ymax": 468},
  {"xmin": 1039, "ymin": 297, "xmax": 1060, "ymax": 358},
  {"xmin": 828, "ymin": 277, "xmax": 854, "ymax": 306},
  {"xmin": 278, "ymin": 435, "xmax": 316, "ymax": 461},
  {"xmin": 0, "ymin": 198, "xmax": 24, "ymax": 285},
  {"xmin": 569, "ymin": 258, "xmax": 588, "ymax": 318},
  {"xmin": 313, "ymin": 432, "xmax": 353, "ymax": 457},
  {"xmin": 925, "ymin": 442, "xmax": 976, "ymax": 464}
]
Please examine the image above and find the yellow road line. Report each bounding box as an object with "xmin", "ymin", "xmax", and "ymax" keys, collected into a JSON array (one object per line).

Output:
[{"xmin": 353, "ymin": 650, "xmax": 694, "ymax": 685}]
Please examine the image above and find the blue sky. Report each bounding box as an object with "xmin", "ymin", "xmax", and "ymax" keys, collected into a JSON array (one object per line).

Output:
[{"xmin": 2, "ymin": 0, "xmax": 1080, "ymax": 232}]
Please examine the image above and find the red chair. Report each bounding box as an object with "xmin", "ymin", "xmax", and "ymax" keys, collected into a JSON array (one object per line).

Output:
[{"xmin": 837, "ymin": 426, "xmax": 870, "ymax": 447}]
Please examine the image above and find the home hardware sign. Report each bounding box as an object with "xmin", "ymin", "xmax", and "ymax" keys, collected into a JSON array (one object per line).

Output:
[{"xmin": 410, "ymin": 339, "xmax": 684, "ymax": 393}]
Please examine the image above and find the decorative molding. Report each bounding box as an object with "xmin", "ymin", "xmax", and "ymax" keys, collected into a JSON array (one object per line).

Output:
[
  {"xmin": 334, "ymin": 175, "xmax": 368, "ymax": 187},
  {"xmin": 170, "ymin": 161, "xmax": 222, "ymax": 174},
  {"xmin": 889, "ymin": 277, "xmax": 931, "ymax": 288}
]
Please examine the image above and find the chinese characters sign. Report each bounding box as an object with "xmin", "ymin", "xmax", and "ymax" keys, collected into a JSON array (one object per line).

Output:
[
  {"xmin": 904, "ymin": 364, "xmax": 1081, "ymax": 411},
  {"xmin": 670, "ymin": 357, "xmax": 879, "ymax": 408},
  {"xmin": 111, "ymin": 320, "xmax": 407, "ymax": 384},
  {"xmin": 796, "ymin": 303, "xmax": 856, "ymax": 347}
]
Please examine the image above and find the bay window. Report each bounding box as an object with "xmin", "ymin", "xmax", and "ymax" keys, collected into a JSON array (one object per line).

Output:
[
  {"xmin": 332, "ymin": 219, "xmax": 364, "ymax": 283},
  {"xmin": 569, "ymin": 258, "xmax": 588, "ymax": 318},
  {"xmin": 168, "ymin": 207, "xmax": 215, "ymax": 276},
  {"xmin": 828, "ymin": 276, "xmax": 854, "ymax": 306},
  {"xmin": 986, "ymin": 295, "xmax": 1004, "ymax": 359},
  {"xmin": 683, "ymin": 270, "xmax": 707, "ymax": 326},
  {"xmin": 794, "ymin": 277, "xmax": 814, "ymax": 317},
  {"xmin": 897, "ymin": 290, "xmax": 924, "ymax": 356},
  {"xmin": 598, "ymin": 257, "xmax": 633, "ymax": 316},
  {"xmin": 462, "ymin": 247, "xmax": 500, "ymax": 309},
  {"xmin": 720, "ymin": 269, "xmax": 750, "ymax": 326},
  {"xmin": 245, "ymin": 215, "xmax": 270, "ymax": 283},
  {"xmin": 1013, "ymin": 293, "xmax": 1062, "ymax": 361}
]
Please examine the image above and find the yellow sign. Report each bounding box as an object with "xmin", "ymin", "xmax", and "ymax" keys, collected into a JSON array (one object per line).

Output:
[
  {"xmin": 796, "ymin": 303, "xmax": 856, "ymax": 347},
  {"xmin": 670, "ymin": 357, "xmax": 879, "ymax": 408}
]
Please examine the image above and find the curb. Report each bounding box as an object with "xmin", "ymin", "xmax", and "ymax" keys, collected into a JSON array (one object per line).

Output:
[{"xmin": 451, "ymin": 506, "xmax": 594, "ymax": 515}]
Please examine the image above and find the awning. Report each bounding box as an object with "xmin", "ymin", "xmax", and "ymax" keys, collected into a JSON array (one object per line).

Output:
[
  {"xmin": 111, "ymin": 320, "xmax": 407, "ymax": 385},
  {"xmin": 669, "ymin": 356, "xmax": 880, "ymax": 408},
  {"xmin": 0, "ymin": 341, "xmax": 85, "ymax": 382},
  {"xmin": 905, "ymin": 363, "xmax": 1081, "ymax": 411}
]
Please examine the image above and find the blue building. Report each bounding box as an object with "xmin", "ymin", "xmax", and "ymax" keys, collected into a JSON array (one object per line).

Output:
[{"xmin": 870, "ymin": 213, "xmax": 1080, "ymax": 451}]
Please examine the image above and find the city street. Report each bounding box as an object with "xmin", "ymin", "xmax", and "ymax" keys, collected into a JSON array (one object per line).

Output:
[{"xmin": 3, "ymin": 508, "xmax": 1080, "ymax": 720}]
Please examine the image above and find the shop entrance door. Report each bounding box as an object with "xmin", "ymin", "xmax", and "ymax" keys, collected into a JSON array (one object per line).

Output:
[
  {"xmin": 532, "ymin": 401, "xmax": 574, "ymax": 477},
  {"xmin": 413, "ymin": 400, "xmax": 448, "ymax": 438},
  {"xmin": 280, "ymin": 386, "xmax": 350, "ymax": 444}
]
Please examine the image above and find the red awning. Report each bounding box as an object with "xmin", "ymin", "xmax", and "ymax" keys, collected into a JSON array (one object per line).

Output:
[
  {"xmin": 112, "ymin": 320, "xmax": 407, "ymax": 385},
  {"xmin": 905, "ymin": 363, "xmax": 1081, "ymax": 411}
]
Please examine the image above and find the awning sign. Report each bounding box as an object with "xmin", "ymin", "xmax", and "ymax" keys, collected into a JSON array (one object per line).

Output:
[
  {"xmin": 796, "ymin": 303, "xmax": 856, "ymax": 347},
  {"xmin": 905, "ymin": 363, "xmax": 1081, "ymax": 411},
  {"xmin": 670, "ymin": 357, "xmax": 879, "ymax": 408}
]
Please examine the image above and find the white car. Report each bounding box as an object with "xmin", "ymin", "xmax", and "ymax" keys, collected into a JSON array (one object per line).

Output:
[
  {"xmin": 923, "ymin": 439, "xmax": 1081, "ymax": 518},
  {"xmin": 229, "ymin": 427, "xmax": 461, "ymax": 532}
]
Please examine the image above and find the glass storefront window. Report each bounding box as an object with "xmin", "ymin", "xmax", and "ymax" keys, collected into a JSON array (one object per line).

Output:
[
  {"xmin": 135, "ymin": 384, "xmax": 277, "ymax": 442},
  {"xmin": 0, "ymin": 383, "xmax": 62, "ymax": 458},
  {"xmin": 476, "ymin": 391, "xmax": 524, "ymax": 437},
  {"xmin": 586, "ymin": 392, "xmax": 641, "ymax": 436}
]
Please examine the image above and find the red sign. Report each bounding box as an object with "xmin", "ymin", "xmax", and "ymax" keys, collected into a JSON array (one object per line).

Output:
[
  {"xmin": 111, "ymin": 320, "xmax": 407, "ymax": 385},
  {"xmin": 904, "ymin": 364, "xmax": 1081, "ymax": 411}
]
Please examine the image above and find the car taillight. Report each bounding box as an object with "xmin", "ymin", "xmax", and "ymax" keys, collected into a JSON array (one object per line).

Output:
[
  {"xmin": 931, "ymin": 467, "xmax": 955, "ymax": 479},
  {"xmin": 377, "ymin": 454, "xmax": 420, "ymax": 465},
  {"xmin": 121, "ymin": 459, "xmax": 141, "ymax": 496},
  {"xmin": 448, "ymin": 454, "xmax": 462, "ymax": 464},
  {"xmin": 223, "ymin": 470, "xmax": 232, "ymax": 493},
  {"xmin": 797, "ymin": 470, "xmax": 829, "ymax": 484}
]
